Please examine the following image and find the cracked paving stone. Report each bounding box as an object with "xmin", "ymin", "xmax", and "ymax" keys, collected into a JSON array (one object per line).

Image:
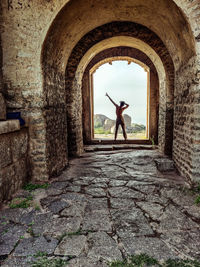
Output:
[
  {"xmin": 0, "ymin": 208, "xmax": 36, "ymax": 225},
  {"xmin": 162, "ymin": 231, "xmax": 200, "ymax": 259},
  {"xmin": 126, "ymin": 182, "xmax": 156, "ymax": 195},
  {"xmin": 110, "ymin": 198, "xmax": 135, "ymax": 210},
  {"xmin": 55, "ymin": 235, "xmax": 87, "ymax": 256},
  {"xmin": 49, "ymin": 181, "xmax": 69, "ymax": 190},
  {"xmin": 47, "ymin": 199, "xmax": 70, "ymax": 214},
  {"xmin": 136, "ymin": 202, "xmax": 164, "ymax": 221},
  {"xmin": 0, "ymin": 224, "xmax": 27, "ymax": 256},
  {"xmin": 111, "ymin": 208, "xmax": 154, "ymax": 238},
  {"xmin": 66, "ymin": 185, "xmax": 81, "ymax": 192},
  {"xmin": 73, "ymin": 178, "xmax": 94, "ymax": 186},
  {"xmin": 122, "ymin": 237, "xmax": 177, "ymax": 260},
  {"xmin": 1, "ymin": 256, "xmax": 34, "ymax": 267},
  {"xmin": 60, "ymin": 192, "xmax": 89, "ymax": 203},
  {"xmin": 92, "ymin": 177, "xmax": 110, "ymax": 184},
  {"xmin": 60, "ymin": 201, "xmax": 86, "ymax": 217},
  {"xmin": 157, "ymin": 205, "xmax": 200, "ymax": 234},
  {"xmin": 161, "ymin": 188, "xmax": 198, "ymax": 207},
  {"xmin": 109, "ymin": 186, "xmax": 145, "ymax": 199},
  {"xmin": 84, "ymin": 187, "xmax": 107, "ymax": 197},
  {"xmin": 13, "ymin": 236, "xmax": 58, "ymax": 256},
  {"xmin": 32, "ymin": 213, "xmax": 81, "ymax": 238},
  {"xmin": 82, "ymin": 211, "xmax": 112, "ymax": 232},
  {"xmin": 87, "ymin": 231, "xmax": 122, "ymax": 262},
  {"xmin": 85, "ymin": 198, "xmax": 108, "ymax": 212},
  {"xmin": 109, "ymin": 179, "xmax": 128, "ymax": 187}
]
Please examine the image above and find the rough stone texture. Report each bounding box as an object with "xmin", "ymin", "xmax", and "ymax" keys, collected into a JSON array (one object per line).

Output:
[
  {"xmin": 154, "ymin": 158, "xmax": 175, "ymax": 172},
  {"xmin": 0, "ymin": 93, "xmax": 6, "ymax": 120},
  {"xmin": 103, "ymin": 118, "xmax": 115, "ymax": 132},
  {"xmin": 1, "ymin": 149, "xmax": 200, "ymax": 266},
  {"xmin": 54, "ymin": 235, "xmax": 87, "ymax": 256},
  {"xmin": 13, "ymin": 236, "xmax": 58, "ymax": 256},
  {"xmin": 0, "ymin": 128, "xmax": 29, "ymax": 202},
  {"xmin": 173, "ymin": 56, "xmax": 200, "ymax": 182},
  {"xmin": 0, "ymin": 120, "xmax": 20, "ymax": 135}
]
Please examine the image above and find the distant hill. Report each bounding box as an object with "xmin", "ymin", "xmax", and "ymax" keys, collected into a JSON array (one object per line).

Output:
[
  {"xmin": 94, "ymin": 114, "xmax": 146, "ymax": 133},
  {"xmin": 94, "ymin": 114, "xmax": 109, "ymax": 127}
]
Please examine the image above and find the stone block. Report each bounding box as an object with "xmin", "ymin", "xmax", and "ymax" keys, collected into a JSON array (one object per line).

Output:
[
  {"xmin": 0, "ymin": 93, "xmax": 6, "ymax": 120},
  {"xmin": 0, "ymin": 135, "xmax": 12, "ymax": 168},
  {"xmin": 0, "ymin": 165, "xmax": 15, "ymax": 201},
  {"xmin": 0, "ymin": 120, "xmax": 20, "ymax": 135},
  {"xmin": 154, "ymin": 158, "xmax": 175, "ymax": 172},
  {"xmin": 11, "ymin": 129, "xmax": 28, "ymax": 162}
]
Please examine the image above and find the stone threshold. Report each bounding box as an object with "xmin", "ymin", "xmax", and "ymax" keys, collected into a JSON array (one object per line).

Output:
[{"xmin": 84, "ymin": 144, "xmax": 156, "ymax": 152}]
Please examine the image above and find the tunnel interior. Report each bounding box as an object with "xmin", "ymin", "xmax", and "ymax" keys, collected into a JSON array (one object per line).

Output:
[{"xmin": 11, "ymin": 0, "xmax": 199, "ymax": 182}]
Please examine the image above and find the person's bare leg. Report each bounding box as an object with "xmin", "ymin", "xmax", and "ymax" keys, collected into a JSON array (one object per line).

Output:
[
  {"xmin": 115, "ymin": 123, "xmax": 119, "ymax": 140},
  {"xmin": 121, "ymin": 123, "xmax": 127, "ymax": 140}
]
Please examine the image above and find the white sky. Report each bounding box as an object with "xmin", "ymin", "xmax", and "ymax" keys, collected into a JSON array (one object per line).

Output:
[{"xmin": 93, "ymin": 61, "xmax": 147, "ymax": 125}]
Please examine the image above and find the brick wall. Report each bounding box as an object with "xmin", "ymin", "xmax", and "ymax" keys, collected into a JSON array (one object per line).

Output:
[{"xmin": 173, "ymin": 56, "xmax": 200, "ymax": 182}]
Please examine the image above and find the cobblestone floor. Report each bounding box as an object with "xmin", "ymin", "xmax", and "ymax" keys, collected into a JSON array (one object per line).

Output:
[{"xmin": 1, "ymin": 149, "xmax": 200, "ymax": 266}]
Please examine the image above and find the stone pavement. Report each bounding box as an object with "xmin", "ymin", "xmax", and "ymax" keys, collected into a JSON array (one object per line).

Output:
[{"xmin": 1, "ymin": 149, "xmax": 200, "ymax": 266}]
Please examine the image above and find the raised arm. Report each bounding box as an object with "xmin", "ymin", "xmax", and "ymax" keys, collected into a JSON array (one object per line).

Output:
[
  {"xmin": 106, "ymin": 93, "xmax": 117, "ymax": 107},
  {"xmin": 122, "ymin": 103, "xmax": 129, "ymax": 110}
]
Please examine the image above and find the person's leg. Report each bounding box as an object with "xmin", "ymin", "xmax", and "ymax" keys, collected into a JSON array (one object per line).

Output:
[
  {"xmin": 121, "ymin": 121, "xmax": 127, "ymax": 140},
  {"xmin": 115, "ymin": 121, "xmax": 119, "ymax": 140}
]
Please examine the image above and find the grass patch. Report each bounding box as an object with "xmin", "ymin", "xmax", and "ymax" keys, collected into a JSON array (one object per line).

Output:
[
  {"xmin": 23, "ymin": 183, "xmax": 49, "ymax": 192},
  {"xmin": 9, "ymin": 196, "xmax": 33, "ymax": 209},
  {"xmin": 94, "ymin": 127, "xmax": 111, "ymax": 134},
  {"xmin": 31, "ymin": 252, "xmax": 68, "ymax": 267},
  {"xmin": 109, "ymin": 254, "xmax": 200, "ymax": 267},
  {"xmin": 195, "ymin": 195, "xmax": 200, "ymax": 204}
]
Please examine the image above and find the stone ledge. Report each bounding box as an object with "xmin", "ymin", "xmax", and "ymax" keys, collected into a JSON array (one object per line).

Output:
[{"xmin": 0, "ymin": 120, "xmax": 20, "ymax": 135}]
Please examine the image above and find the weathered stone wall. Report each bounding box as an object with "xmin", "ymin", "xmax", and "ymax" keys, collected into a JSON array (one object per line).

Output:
[
  {"xmin": 173, "ymin": 56, "xmax": 200, "ymax": 182},
  {"xmin": 0, "ymin": 127, "xmax": 29, "ymax": 202}
]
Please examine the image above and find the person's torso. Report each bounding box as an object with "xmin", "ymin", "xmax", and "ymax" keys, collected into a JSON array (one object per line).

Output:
[{"xmin": 116, "ymin": 106, "xmax": 124, "ymax": 120}]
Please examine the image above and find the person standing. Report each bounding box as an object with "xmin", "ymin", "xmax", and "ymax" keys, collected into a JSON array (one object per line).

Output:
[{"xmin": 106, "ymin": 93, "xmax": 129, "ymax": 140}]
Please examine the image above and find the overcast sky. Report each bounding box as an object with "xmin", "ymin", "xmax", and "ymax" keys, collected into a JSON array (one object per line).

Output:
[{"xmin": 93, "ymin": 61, "xmax": 147, "ymax": 125}]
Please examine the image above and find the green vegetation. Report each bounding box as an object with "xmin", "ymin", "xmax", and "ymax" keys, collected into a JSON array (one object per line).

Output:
[
  {"xmin": 9, "ymin": 196, "xmax": 33, "ymax": 209},
  {"xmin": 1, "ymin": 229, "xmax": 8, "ymax": 235},
  {"xmin": 94, "ymin": 126, "xmax": 111, "ymax": 134},
  {"xmin": 109, "ymin": 254, "xmax": 200, "ymax": 267},
  {"xmin": 188, "ymin": 182, "xmax": 200, "ymax": 205},
  {"xmin": 195, "ymin": 195, "xmax": 200, "ymax": 204},
  {"xmin": 150, "ymin": 136, "xmax": 155, "ymax": 146},
  {"xmin": 23, "ymin": 183, "xmax": 49, "ymax": 192},
  {"xmin": 31, "ymin": 252, "xmax": 68, "ymax": 267}
]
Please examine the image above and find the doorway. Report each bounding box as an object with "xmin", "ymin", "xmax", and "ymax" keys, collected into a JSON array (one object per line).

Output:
[{"xmin": 91, "ymin": 60, "xmax": 149, "ymax": 141}]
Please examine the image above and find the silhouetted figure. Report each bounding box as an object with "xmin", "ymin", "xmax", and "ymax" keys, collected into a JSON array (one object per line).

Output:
[{"xmin": 106, "ymin": 93, "xmax": 129, "ymax": 140}]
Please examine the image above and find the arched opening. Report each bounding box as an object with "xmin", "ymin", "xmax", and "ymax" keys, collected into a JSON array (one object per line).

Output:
[
  {"xmin": 92, "ymin": 59, "xmax": 149, "ymax": 141},
  {"xmin": 40, "ymin": 0, "xmax": 198, "ymax": 182},
  {"xmin": 82, "ymin": 46, "xmax": 160, "ymax": 147}
]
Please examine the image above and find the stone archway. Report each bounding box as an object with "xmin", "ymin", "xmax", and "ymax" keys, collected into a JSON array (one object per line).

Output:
[
  {"xmin": 40, "ymin": 0, "xmax": 198, "ymax": 182},
  {"xmin": 82, "ymin": 47, "xmax": 159, "ymax": 147},
  {"xmin": 65, "ymin": 22, "xmax": 174, "ymax": 156}
]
